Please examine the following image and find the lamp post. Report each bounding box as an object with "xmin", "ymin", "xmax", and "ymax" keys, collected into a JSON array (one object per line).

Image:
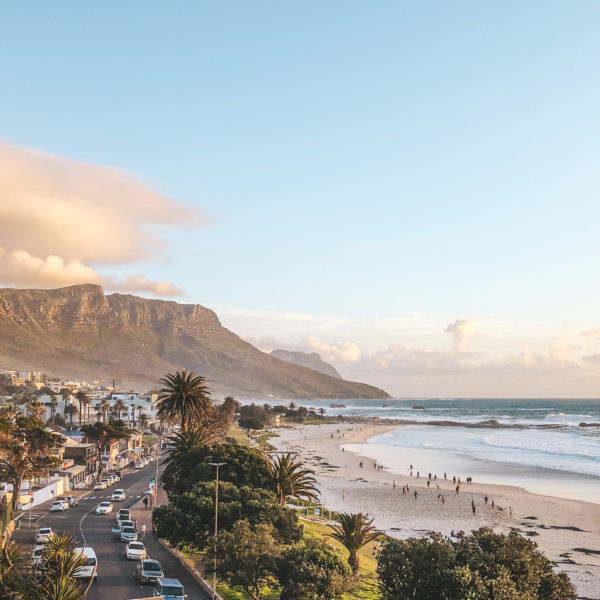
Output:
[{"xmin": 208, "ymin": 462, "xmax": 226, "ymax": 600}]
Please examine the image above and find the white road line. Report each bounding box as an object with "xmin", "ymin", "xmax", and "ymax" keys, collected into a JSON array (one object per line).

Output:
[{"xmin": 136, "ymin": 495, "xmax": 141, "ymax": 498}]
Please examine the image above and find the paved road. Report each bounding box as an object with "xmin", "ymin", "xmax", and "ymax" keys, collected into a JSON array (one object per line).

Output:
[{"xmin": 13, "ymin": 459, "xmax": 210, "ymax": 600}]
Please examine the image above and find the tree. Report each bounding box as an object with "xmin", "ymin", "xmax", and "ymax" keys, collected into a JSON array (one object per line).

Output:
[
  {"xmin": 112, "ymin": 399, "xmax": 125, "ymax": 420},
  {"xmin": 139, "ymin": 413, "xmax": 148, "ymax": 431},
  {"xmin": 239, "ymin": 417, "xmax": 265, "ymax": 431},
  {"xmin": 161, "ymin": 441, "xmax": 272, "ymax": 496},
  {"xmin": 0, "ymin": 542, "xmax": 27, "ymax": 600},
  {"xmin": 278, "ymin": 539, "xmax": 350, "ymax": 600},
  {"xmin": 80, "ymin": 420, "xmax": 131, "ymax": 479},
  {"xmin": 157, "ymin": 370, "xmax": 212, "ymax": 430},
  {"xmin": 206, "ymin": 520, "xmax": 279, "ymax": 600},
  {"xmin": 98, "ymin": 398, "xmax": 110, "ymax": 423},
  {"xmin": 328, "ymin": 512, "xmax": 380, "ymax": 577},
  {"xmin": 376, "ymin": 528, "xmax": 576, "ymax": 600},
  {"xmin": 153, "ymin": 481, "xmax": 302, "ymax": 550},
  {"xmin": 50, "ymin": 395, "xmax": 59, "ymax": 424},
  {"xmin": 27, "ymin": 399, "xmax": 45, "ymax": 422},
  {"xmin": 74, "ymin": 391, "xmax": 89, "ymax": 426},
  {"xmin": 268, "ymin": 453, "xmax": 319, "ymax": 506},
  {"xmin": 59, "ymin": 388, "xmax": 71, "ymax": 404},
  {"xmin": 0, "ymin": 414, "xmax": 61, "ymax": 509},
  {"xmin": 64, "ymin": 405, "xmax": 77, "ymax": 428}
]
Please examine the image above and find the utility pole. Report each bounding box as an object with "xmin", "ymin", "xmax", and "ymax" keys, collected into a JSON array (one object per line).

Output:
[{"xmin": 208, "ymin": 462, "xmax": 226, "ymax": 600}]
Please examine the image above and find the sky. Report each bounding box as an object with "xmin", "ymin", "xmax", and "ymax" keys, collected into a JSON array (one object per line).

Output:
[{"xmin": 1, "ymin": 2, "xmax": 600, "ymax": 397}]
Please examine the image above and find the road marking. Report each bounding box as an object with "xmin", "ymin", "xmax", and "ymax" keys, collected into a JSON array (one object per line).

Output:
[{"xmin": 136, "ymin": 495, "xmax": 142, "ymax": 498}]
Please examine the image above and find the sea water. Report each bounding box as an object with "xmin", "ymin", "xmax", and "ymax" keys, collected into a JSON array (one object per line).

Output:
[{"xmin": 259, "ymin": 397, "xmax": 600, "ymax": 503}]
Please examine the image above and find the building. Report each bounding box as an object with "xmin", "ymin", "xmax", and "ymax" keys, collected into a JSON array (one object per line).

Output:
[{"xmin": 62, "ymin": 443, "xmax": 99, "ymax": 478}]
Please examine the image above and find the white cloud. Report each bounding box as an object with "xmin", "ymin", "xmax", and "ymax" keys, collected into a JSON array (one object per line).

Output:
[
  {"xmin": 0, "ymin": 141, "xmax": 204, "ymax": 296},
  {"xmin": 445, "ymin": 318, "xmax": 476, "ymax": 351},
  {"xmin": 306, "ymin": 336, "xmax": 361, "ymax": 363}
]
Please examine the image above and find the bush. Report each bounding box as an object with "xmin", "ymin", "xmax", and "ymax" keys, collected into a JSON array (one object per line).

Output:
[
  {"xmin": 278, "ymin": 538, "xmax": 350, "ymax": 600},
  {"xmin": 376, "ymin": 528, "xmax": 576, "ymax": 600}
]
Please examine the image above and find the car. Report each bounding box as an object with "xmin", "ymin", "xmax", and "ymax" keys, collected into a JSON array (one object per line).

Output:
[
  {"xmin": 136, "ymin": 558, "xmax": 164, "ymax": 584},
  {"xmin": 50, "ymin": 500, "xmax": 68, "ymax": 512},
  {"xmin": 111, "ymin": 523, "xmax": 123, "ymax": 539},
  {"xmin": 95, "ymin": 501, "xmax": 113, "ymax": 515},
  {"xmin": 134, "ymin": 460, "xmax": 144, "ymax": 469},
  {"xmin": 116, "ymin": 508, "xmax": 130, "ymax": 522},
  {"xmin": 121, "ymin": 519, "xmax": 136, "ymax": 530},
  {"xmin": 93, "ymin": 481, "xmax": 107, "ymax": 490},
  {"xmin": 120, "ymin": 526, "xmax": 137, "ymax": 543},
  {"xmin": 73, "ymin": 547, "xmax": 98, "ymax": 580},
  {"xmin": 153, "ymin": 576, "xmax": 187, "ymax": 600},
  {"xmin": 64, "ymin": 495, "xmax": 79, "ymax": 507},
  {"xmin": 111, "ymin": 488, "xmax": 126, "ymax": 501},
  {"xmin": 35, "ymin": 528, "xmax": 54, "ymax": 543},
  {"xmin": 125, "ymin": 541, "xmax": 147, "ymax": 560},
  {"xmin": 101, "ymin": 479, "xmax": 111, "ymax": 487},
  {"xmin": 32, "ymin": 544, "xmax": 46, "ymax": 566},
  {"xmin": 115, "ymin": 470, "xmax": 124, "ymax": 479}
]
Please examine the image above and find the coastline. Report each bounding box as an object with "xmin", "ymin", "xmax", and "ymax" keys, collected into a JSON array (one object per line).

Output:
[{"xmin": 271, "ymin": 422, "xmax": 600, "ymax": 598}]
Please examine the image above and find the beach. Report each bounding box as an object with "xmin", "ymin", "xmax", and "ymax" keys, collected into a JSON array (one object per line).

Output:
[{"xmin": 271, "ymin": 422, "xmax": 600, "ymax": 598}]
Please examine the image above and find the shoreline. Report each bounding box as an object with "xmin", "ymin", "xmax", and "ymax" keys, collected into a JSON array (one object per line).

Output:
[{"xmin": 271, "ymin": 422, "xmax": 600, "ymax": 598}]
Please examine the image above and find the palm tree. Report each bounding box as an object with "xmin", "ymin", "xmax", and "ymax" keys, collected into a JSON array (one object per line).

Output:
[
  {"xmin": 81, "ymin": 421, "xmax": 131, "ymax": 480},
  {"xmin": 139, "ymin": 413, "xmax": 148, "ymax": 431},
  {"xmin": 0, "ymin": 541, "xmax": 27, "ymax": 600},
  {"xmin": 74, "ymin": 391, "xmax": 89, "ymax": 426},
  {"xmin": 99, "ymin": 398, "xmax": 110, "ymax": 423},
  {"xmin": 327, "ymin": 513, "xmax": 381, "ymax": 576},
  {"xmin": 50, "ymin": 395, "xmax": 59, "ymax": 424},
  {"xmin": 156, "ymin": 370, "xmax": 212, "ymax": 430},
  {"xmin": 163, "ymin": 427, "xmax": 221, "ymax": 470},
  {"xmin": 64, "ymin": 405, "xmax": 77, "ymax": 429},
  {"xmin": 267, "ymin": 453, "xmax": 319, "ymax": 506},
  {"xmin": 112, "ymin": 399, "xmax": 126, "ymax": 421}
]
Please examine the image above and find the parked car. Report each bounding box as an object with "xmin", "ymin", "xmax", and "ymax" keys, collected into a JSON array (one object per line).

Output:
[
  {"xmin": 120, "ymin": 526, "xmax": 137, "ymax": 543},
  {"xmin": 95, "ymin": 501, "xmax": 113, "ymax": 515},
  {"xmin": 153, "ymin": 577, "xmax": 187, "ymax": 600},
  {"xmin": 93, "ymin": 481, "xmax": 107, "ymax": 490},
  {"xmin": 64, "ymin": 495, "xmax": 79, "ymax": 507},
  {"xmin": 111, "ymin": 488, "xmax": 126, "ymax": 501},
  {"xmin": 73, "ymin": 547, "xmax": 98, "ymax": 580},
  {"xmin": 121, "ymin": 519, "xmax": 136, "ymax": 530},
  {"xmin": 50, "ymin": 499, "xmax": 68, "ymax": 512},
  {"xmin": 35, "ymin": 528, "xmax": 54, "ymax": 543},
  {"xmin": 125, "ymin": 541, "xmax": 147, "ymax": 560},
  {"xmin": 101, "ymin": 479, "xmax": 112, "ymax": 487},
  {"xmin": 136, "ymin": 558, "xmax": 164, "ymax": 584},
  {"xmin": 32, "ymin": 544, "xmax": 46, "ymax": 566},
  {"xmin": 134, "ymin": 460, "xmax": 144, "ymax": 469},
  {"xmin": 116, "ymin": 508, "xmax": 131, "ymax": 523},
  {"xmin": 111, "ymin": 523, "xmax": 123, "ymax": 540}
]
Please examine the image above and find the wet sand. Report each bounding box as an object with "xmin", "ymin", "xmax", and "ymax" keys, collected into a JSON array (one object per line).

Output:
[{"xmin": 271, "ymin": 422, "xmax": 600, "ymax": 598}]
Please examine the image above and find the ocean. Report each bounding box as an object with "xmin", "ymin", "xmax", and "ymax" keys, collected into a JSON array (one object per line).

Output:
[{"xmin": 260, "ymin": 398, "xmax": 600, "ymax": 503}]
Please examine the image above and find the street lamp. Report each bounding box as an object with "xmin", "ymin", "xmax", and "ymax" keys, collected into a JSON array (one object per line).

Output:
[{"xmin": 208, "ymin": 462, "xmax": 226, "ymax": 600}]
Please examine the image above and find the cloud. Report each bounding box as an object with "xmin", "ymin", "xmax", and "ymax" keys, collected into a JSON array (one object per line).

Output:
[
  {"xmin": 445, "ymin": 318, "xmax": 476, "ymax": 351},
  {"xmin": 0, "ymin": 141, "xmax": 204, "ymax": 295},
  {"xmin": 306, "ymin": 336, "xmax": 361, "ymax": 363}
]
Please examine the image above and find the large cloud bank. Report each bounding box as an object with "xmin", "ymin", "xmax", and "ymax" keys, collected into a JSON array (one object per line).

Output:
[{"xmin": 0, "ymin": 142, "xmax": 204, "ymax": 296}]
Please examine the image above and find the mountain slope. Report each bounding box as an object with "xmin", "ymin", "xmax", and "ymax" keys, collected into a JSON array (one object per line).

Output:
[
  {"xmin": 270, "ymin": 349, "xmax": 341, "ymax": 379},
  {"xmin": 0, "ymin": 284, "xmax": 389, "ymax": 399}
]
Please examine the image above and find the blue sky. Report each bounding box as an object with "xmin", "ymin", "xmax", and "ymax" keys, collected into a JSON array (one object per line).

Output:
[{"xmin": 2, "ymin": 2, "xmax": 600, "ymax": 395}]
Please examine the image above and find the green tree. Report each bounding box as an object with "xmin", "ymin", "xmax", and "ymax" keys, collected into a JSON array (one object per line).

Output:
[
  {"xmin": 27, "ymin": 399, "xmax": 46, "ymax": 421},
  {"xmin": 80, "ymin": 420, "xmax": 131, "ymax": 479},
  {"xmin": 64, "ymin": 405, "xmax": 77, "ymax": 428},
  {"xmin": 74, "ymin": 391, "xmax": 89, "ymax": 426},
  {"xmin": 206, "ymin": 520, "xmax": 279, "ymax": 600},
  {"xmin": 112, "ymin": 399, "xmax": 126, "ymax": 420},
  {"xmin": 238, "ymin": 417, "xmax": 265, "ymax": 431},
  {"xmin": 153, "ymin": 481, "xmax": 302, "ymax": 550},
  {"xmin": 278, "ymin": 538, "xmax": 350, "ymax": 600},
  {"xmin": 328, "ymin": 512, "xmax": 380, "ymax": 577},
  {"xmin": 156, "ymin": 370, "xmax": 212, "ymax": 430},
  {"xmin": 161, "ymin": 441, "xmax": 271, "ymax": 496},
  {"xmin": 0, "ymin": 542, "xmax": 27, "ymax": 600},
  {"xmin": 268, "ymin": 452, "xmax": 319, "ymax": 506},
  {"xmin": 50, "ymin": 395, "xmax": 59, "ymax": 424},
  {"xmin": 376, "ymin": 528, "xmax": 576, "ymax": 600}
]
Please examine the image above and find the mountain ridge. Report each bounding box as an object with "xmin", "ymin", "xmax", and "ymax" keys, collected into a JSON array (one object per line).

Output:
[{"xmin": 0, "ymin": 284, "xmax": 389, "ymax": 399}]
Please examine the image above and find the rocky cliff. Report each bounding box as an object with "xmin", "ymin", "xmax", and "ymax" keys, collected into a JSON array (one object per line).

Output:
[
  {"xmin": 0, "ymin": 284, "xmax": 389, "ymax": 399},
  {"xmin": 270, "ymin": 349, "xmax": 341, "ymax": 379}
]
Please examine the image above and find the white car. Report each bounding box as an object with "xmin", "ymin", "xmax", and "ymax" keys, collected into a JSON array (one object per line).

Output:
[
  {"xmin": 93, "ymin": 481, "xmax": 107, "ymax": 490},
  {"xmin": 95, "ymin": 501, "xmax": 113, "ymax": 515},
  {"xmin": 35, "ymin": 527, "xmax": 54, "ymax": 543},
  {"xmin": 50, "ymin": 499, "xmax": 68, "ymax": 512},
  {"xmin": 134, "ymin": 460, "xmax": 144, "ymax": 469},
  {"xmin": 73, "ymin": 547, "xmax": 98, "ymax": 580},
  {"xmin": 111, "ymin": 488, "xmax": 126, "ymax": 501},
  {"xmin": 32, "ymin": 544, "xmax": 46, "ymax": 565},
  {"xmin": 125, "ymin": 541, "xmax": 147, "ymax": 560}
]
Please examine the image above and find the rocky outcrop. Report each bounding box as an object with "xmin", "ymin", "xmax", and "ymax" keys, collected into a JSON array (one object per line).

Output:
[
  {"xmin": 270, "ymin": 349, "xmax": 341, "ymax": 379},
  {"xmin": 0, "ymin": 284, "xmax": 389, "ymax": 399}
]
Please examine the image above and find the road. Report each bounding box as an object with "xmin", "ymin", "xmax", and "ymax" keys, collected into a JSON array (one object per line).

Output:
[{"xmin": 13, "ymin": 459, "xmax": 210, "ymax": 600}]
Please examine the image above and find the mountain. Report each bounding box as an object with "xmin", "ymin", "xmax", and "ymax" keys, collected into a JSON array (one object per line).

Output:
[
  {"xmin": 0, "ymin": 284, "xmax": 389, "ymax": 399},
  {"xmin": 270, "ymin": 349, "xmax": 341, "ymax": 379}
]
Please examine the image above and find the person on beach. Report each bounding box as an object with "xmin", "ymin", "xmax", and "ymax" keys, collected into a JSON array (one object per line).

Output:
[
  {"xmin": 437, "ymin": 493, "xmax": 442, "ymax": 502},
  {"xmin": 455, "ymin": 484, "xmax": 460, "ymax": 495},
  {"xmin": 427, "ymin": 480, "xmax": 430, "ymax": 488},
  {"xmin": 413, "ymin": 490, "xmax": 418, "ymax": 500},
  {"xmin": 441, "ymin": 495, "xmax": 445, "ymax": 504},
  {"xmin": 393, "ymin": 480, "xmax": 396, "ymax": 489},
  {"xmin": 402, "ymin": 486, "xmax": 406, "ymax": 495},
  {"xmin": 444, "ymin": 472, "xmax": 447, "ymax": 480},
  {"xmin": 484, "ymin": 495, "xmax": 488, "ymax": 505},
  {"xmin": 509, "ymin": 506, "xmax": 513, "ymax": 517},
  {"xmin": 491, "ymin": 499, "xmax": 495, "ymax": 509},
  {"xmin": 417, "ymin": 471, "xmax": 420, "ymax": 478},
  {"xmin": 342, "ymin": 490, "xmax": 345, "ymax": 500},
  {"xmin": 472, "ymin": 499, "xmax": 476, "ymax": 514},
  {"xmin": 359, "ymin": 461, "xmax": 363, "ymax": 468},
  {"xmin": 453, "ymin": 476, "xmax": 456, "ymax": 484},
  {"xmin": 428, "ymin": 473, "xmax": 432, "ymax": 480}
]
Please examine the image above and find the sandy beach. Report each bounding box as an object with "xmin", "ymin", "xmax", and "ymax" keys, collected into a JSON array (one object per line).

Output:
[{"xmin": 271, "ymin": 422, "xmax": 600, "ymax": 599}]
